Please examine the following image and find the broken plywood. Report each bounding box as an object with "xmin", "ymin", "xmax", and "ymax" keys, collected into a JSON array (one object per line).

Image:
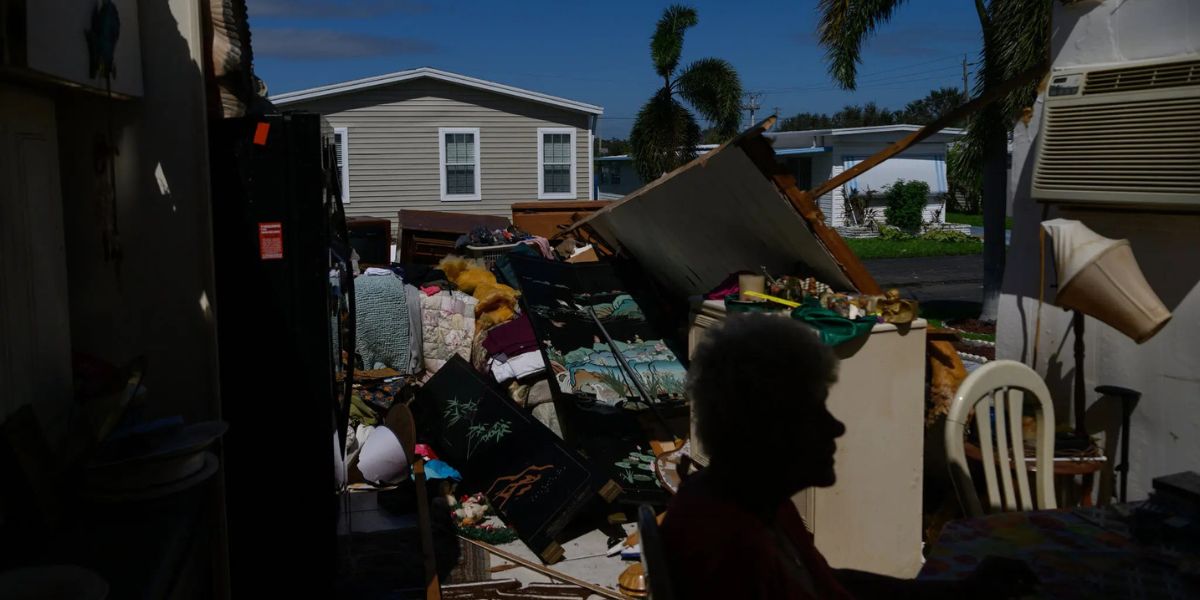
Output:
[{"xmin": 578, "ymin": 130, "xmax": 858, "ymax": 297}]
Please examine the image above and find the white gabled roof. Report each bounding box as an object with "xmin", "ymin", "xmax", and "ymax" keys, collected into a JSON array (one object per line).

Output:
[
  {"xmin": 769, "ymin": 124, "xmax": 965, "ymax": 140},
  {"xmin": 270, "ymin": 67, "xmax": 604, "ymax": 115}
]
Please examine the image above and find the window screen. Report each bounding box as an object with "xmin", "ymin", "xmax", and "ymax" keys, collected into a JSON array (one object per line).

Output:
[
  {"xmin": 542, "ymin": 133, "xmax": 572, "ymax": 194},
  {"xmin": 444, "ymin": 132, "xmax": 476, "ymax": 196}
]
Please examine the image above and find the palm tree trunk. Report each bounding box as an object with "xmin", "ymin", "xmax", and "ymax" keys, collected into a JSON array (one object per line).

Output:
[
  {"xmin": 979, "ymin": 112, "xmax": 1007, "ymax": 322},
  {"xmin": 977, "ymin": 1, "xmax": 1005, "ymax": 323}
]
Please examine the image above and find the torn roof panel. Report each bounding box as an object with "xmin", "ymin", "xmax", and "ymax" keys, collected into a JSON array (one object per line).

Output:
[{"xmin": 575, "ymin": 121, "xmax": 871, "ymax": 298}]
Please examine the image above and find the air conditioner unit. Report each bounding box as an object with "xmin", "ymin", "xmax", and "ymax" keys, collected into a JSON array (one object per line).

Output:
[{"xmin": 1032, "ymin": 56, "xmax": 1200, "ymax": 208}]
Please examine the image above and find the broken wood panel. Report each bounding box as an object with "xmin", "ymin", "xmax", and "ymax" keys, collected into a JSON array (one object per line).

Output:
[
  {"xmin": 737, "ymin": 131, "xmax": 882, "ymax": 295},
  {"xmin": 585, "ymin": 143, "xmax": 856, "ymax": 297},
  {"xmin": 511, "ymin": 201, "xmax": 613, "ymax": 239}
]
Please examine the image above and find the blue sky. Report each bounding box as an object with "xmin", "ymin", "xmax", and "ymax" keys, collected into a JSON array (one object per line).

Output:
[{"xmin": 248, "ymin": 0, "xmax": 984, "ymax": 138}]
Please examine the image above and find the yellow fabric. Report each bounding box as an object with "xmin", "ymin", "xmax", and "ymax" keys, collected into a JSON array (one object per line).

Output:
[
  {"xmin": 474, "ymin": 281, "xmax": 520, "ymax": 331},
  {"xmin": 455, "ymin": 268, "xmax": 497, "ymax": 295},
  {"xmin": 436, "ymin": 255, "xmax": 476, "ymax": 283},
  {"xmin": 438, "ymin": 254, "xmax": 520, "ymax": 332}
]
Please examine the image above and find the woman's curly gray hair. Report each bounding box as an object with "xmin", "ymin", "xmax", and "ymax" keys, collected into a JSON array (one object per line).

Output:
[{"xmin": 688, "ymin": 314, "xmax": 838, "ymax": 463}]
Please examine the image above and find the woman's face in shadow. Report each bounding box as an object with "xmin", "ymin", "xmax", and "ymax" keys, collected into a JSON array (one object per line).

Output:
[{"xmin": 780, "ymin": 389, "xmax": 846, "ymax": 492}]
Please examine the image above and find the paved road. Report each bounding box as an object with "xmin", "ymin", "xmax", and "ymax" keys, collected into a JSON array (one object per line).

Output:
[{"xmin": 863, "ymin": 254, "xmax": 982, "ymax": 305}]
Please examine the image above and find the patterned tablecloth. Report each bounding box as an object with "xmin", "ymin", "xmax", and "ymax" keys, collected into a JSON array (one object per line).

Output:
[{"xmin": 919, "ymin": 509, "xmax": 1199, "ymax": 599}]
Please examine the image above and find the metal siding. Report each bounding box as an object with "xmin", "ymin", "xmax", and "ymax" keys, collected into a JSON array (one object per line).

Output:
[{"xmin": 283, "ymin": 78, "xmax": 593, "ymax": 223}]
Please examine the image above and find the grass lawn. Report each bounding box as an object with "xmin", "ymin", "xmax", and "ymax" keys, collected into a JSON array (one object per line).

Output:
[
  {"xmin": 845, "ymin": 237, "xmax": 982, "ymax": 259},
  {"xmin": 946, "ymin": 211, "xmax": 1013, "ymax": 229}
]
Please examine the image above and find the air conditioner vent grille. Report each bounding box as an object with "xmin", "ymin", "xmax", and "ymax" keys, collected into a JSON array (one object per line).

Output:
[
  {"xmin": 1035, "ymin": 96, "xmax": 1200, "ymax": 195},
  {"xmin": 1084, "ymin": 59, "xmax": 1200, "ymax": 95}
]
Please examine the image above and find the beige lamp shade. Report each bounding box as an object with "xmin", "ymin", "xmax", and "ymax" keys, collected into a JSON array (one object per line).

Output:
[{"xmin": 1042, "ymin": 219, "xmax": 1171, "ymax": 343}]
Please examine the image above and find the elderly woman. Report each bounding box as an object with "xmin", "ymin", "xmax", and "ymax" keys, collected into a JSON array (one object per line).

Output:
[{"xmin": 660, "ymin": 314, "xmax": 1033, "ymax": 600}]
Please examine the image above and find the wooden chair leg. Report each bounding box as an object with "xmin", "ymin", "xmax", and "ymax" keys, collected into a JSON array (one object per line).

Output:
[
  {"xmin": 413, "ymin": 460, "xmax": 442, "ymax": 600},
  {"xmin": 1080, "ymin": 473, "xmax": 1096, "ymax": 507}
]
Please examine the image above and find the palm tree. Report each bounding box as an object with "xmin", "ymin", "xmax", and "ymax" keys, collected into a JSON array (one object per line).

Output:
[
  {"xmin": 901, "ymin": 87, "xmax": 970, "ymax": 125},
  {"xmin": 630, "ymin": 5, "xmax": 743, "ymax": 183},
  {"xmin": 817, "ymin": 0, "xmax": 1049, "ymax": 321}
]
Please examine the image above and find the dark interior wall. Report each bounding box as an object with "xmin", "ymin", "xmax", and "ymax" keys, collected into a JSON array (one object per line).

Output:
[{"xmin": 56, "ymin": 0, "xmax": 220, "ymax": 426}]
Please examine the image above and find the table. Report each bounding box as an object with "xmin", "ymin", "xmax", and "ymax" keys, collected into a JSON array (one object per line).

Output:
[{"xmin": 920, "ymin": 509, "xmax": 1199, "ymax": 599}]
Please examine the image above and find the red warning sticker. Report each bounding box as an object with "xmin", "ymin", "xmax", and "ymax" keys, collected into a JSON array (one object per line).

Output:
[
  {"xmin": 258, "ymin": 222, "xmax": 283, "ymax": 260},
  {"xmin": 254, "ymin": 122, "xmax": 270, "ymax": 145}
]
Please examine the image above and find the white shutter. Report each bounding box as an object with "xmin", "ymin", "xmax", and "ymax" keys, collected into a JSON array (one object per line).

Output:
[{"xmin": 334, "ymin": 127, "xmax": 349, "ymax": 203}]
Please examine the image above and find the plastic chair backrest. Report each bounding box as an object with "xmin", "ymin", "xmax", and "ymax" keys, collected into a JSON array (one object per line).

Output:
[
  {"xmin": 945, "ymin": 360, "xmax": 1057, "ymax": 516},
  {"xmin": 638, "ymin": 504, "xmax": 675, "ymax": 600}
]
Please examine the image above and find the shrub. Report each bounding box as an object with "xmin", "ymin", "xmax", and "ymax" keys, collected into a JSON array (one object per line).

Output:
[
  {"xmin": 920, "ymin": 228, "xmax": 979, "ymax": 243},
  {"xmin": 883, "ymin": 179, "xmax": 930, "ymax": 234},
  {"xmin": 843, "ymin": 187, "xmax": 876, "ymax": 227},
  {"xmin": 877, "ymin": 224, "xmax": 913, "ymax": 241}
]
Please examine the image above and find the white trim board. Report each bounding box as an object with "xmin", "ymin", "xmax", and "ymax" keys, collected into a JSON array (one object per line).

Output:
[
  {"xmin": 271, "ymin": 67, "xmax": 604, "ymax": 116},
  {"xmin": 537, "ymin": 127, "xmax": 576, "ymax": 200},
  {"xmin": 439, "ymin": 127, "xmax": 482, "ymax": 202}
]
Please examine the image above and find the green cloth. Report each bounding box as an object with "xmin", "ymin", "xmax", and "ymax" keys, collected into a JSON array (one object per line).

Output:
[
  {"xmin": 350, "ymin": 393, "xmax": 379, "ymax": 426},
  {"xmin": 790, "ymin": 302, "xmax": 877, "ymax": 347}
]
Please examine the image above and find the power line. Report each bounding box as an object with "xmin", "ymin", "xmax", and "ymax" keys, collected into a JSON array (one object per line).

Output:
[
  {"xmin": 759, "ymin": 65, "xmax": 966, "ymax": 93},
  {"xmin": 758, "ymin": 68, "xmax": 973, "ymax": 97},
  {"xmin": 850, "ymin": 52, "xmax": 969, "ymax": 79},
  {"xmin": 600, "ymin": 71, "xmax": 972, "ymax": 121}
]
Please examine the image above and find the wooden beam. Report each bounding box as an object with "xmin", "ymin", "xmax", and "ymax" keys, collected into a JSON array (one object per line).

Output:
[
  {"xmin": 459, "ymin": 537, "xmax": 626, "ymax": 600},
  {"xmin": 737, "ymin": 134, "xmax": 883, "ymax": 295},
  {"xmin": 805, "ymin": 60, "xmax": 1048, "ymax": 202}
]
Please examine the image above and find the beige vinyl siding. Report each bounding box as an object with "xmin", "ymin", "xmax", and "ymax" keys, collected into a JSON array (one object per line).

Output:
[{"xmin": 282, "ymin": 78, "xmax": 593, "ymax": 222}]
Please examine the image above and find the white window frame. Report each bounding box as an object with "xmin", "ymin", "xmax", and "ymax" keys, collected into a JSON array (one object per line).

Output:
[
  {"xmin": 537, "ymin": 127, "xmax": 576, "ymax": 200},
  {"xmin": 438, "ymin": 127, "xmax": 482, "ymax": 202},
  {"xmin": 334, "ymin": 127, "xmax": 350, "ymax": 203}
]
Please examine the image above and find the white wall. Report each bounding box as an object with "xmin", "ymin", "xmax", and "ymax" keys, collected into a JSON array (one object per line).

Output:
[
  {"xmin": 998, "ymin": 0, "xmax": 1200, "ymax": 500},
  {"xmin": 26, "ymin": 0, "xmax": 144, "ymax": 97},
  {"xmin": 52, "ymin": 0, "xmax": 219, "ymax": 426},
  {"xmin": 836, "ymin": 140, "xmax": 950, "ymax": 227}
]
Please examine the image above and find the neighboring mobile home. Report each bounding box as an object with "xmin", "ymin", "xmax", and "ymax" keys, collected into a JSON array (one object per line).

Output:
[
  {"xmin": 272, "ymin": 67, "xmax": 603, "ymax": 223},
  {"xmin": 767, "ymin": 125, "xmax": 964, "ymax": 227},
  {"xmin": 596, "ymin": 125, "xmax": 964, "ymax": 228}
]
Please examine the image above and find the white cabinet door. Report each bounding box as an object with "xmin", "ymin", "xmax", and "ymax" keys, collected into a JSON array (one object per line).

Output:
[{"xmin": 0, "ymin": 89, "xmax": 73, "ymax": 440}]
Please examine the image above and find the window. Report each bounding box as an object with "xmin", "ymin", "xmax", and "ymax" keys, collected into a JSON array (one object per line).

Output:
[
  {"xmin": 538, "ymin": 127, "xmax": 576, "ymax": 200},
  {"xmin": 599, "ymin": 162, "xmax": 621, "ymax": 185},
  {"xmin": 439, "ymin": 127, "xmax": 481, "ymax": 201},
  {"xmin": 334, "ymin": 127, "xmax": 349, "ymax": 203}
]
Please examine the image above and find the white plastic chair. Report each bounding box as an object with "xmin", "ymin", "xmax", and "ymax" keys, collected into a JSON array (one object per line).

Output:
[{"xmin": 945, "ymin": 360, "xmax": 1056, "ymax": 516}]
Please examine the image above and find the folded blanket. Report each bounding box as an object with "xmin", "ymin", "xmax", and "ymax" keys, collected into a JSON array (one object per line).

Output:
[
  {"xmin": 405, "ymin": 284, "xmax": 424, "ymax": 374},
  {"xmin": 421, "ymin": 291, "xmax": 477, "ymax": 373},
  {"xmin": 489, "ymin": 350, "xmax": 546, "ymax": 383},
  {"xmin": 355, "ymin": 274, "xmax": 413, "ymax": 372},
  {"xmin": 483, "ymin": 313, "xmax": 538, "ymax": 357}
]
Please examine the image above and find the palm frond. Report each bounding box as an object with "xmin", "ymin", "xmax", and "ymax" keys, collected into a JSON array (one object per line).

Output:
[
  {"xmin": 950, "ymin": 0, "xmax": 1050, "ymax": 195},
  {"xmin": 676, "ymin": 58, "xmax": 744, "ymax": 137},
  {"xmin": 816, "ymin": 0, "xmax": 906, "ymax": 89},
  {"xmin": 629, "ymin": 88, "xmax": 702, "ymax": 182},
  {"xmin": 651, "ymin": 4, "xmax": 698, "ymax": 79}
]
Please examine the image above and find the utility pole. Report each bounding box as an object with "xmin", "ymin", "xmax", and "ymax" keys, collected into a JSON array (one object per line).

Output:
[
  {"xmin": 743, "ymin": 92, "xmax": 762, "ymax": 128},
  {"xmin": 962, "ymin": 54, "xmax": 970, "ymax": 96}
]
